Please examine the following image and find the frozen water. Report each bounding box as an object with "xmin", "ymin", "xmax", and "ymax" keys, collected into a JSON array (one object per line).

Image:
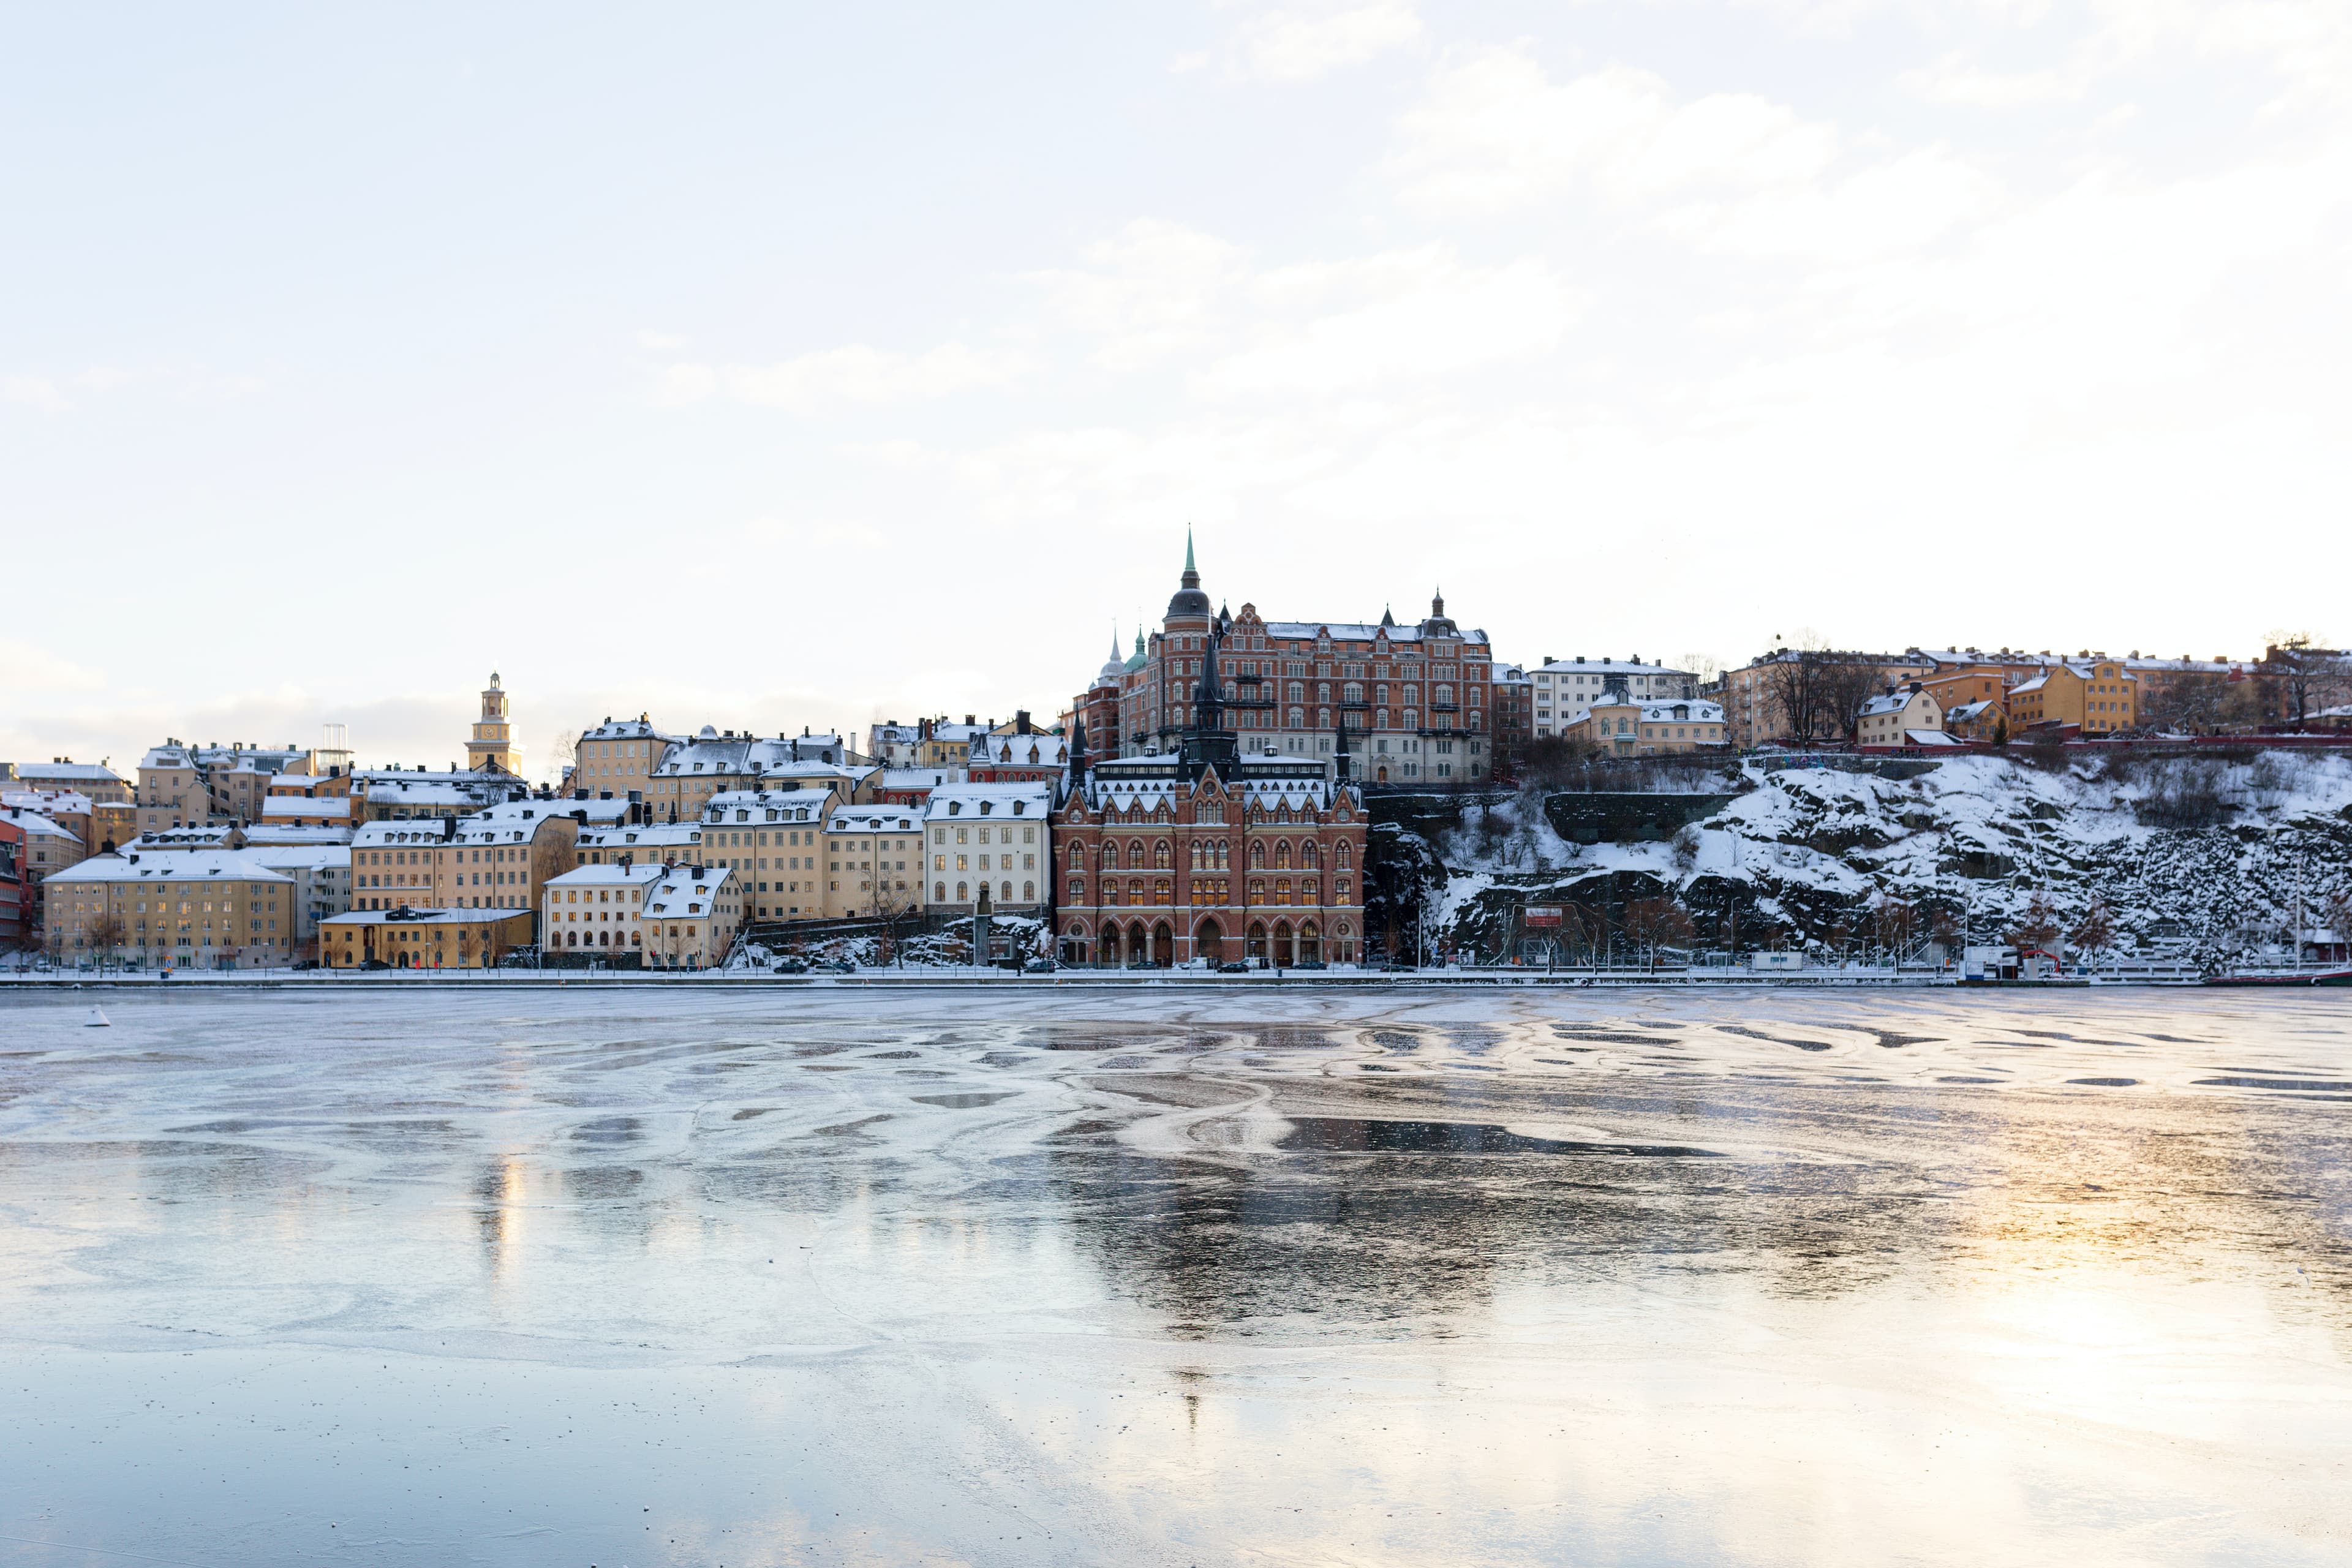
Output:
[{"xmin": 1, "ymin": 987, "xmax": 2348, "ymax": 1564}]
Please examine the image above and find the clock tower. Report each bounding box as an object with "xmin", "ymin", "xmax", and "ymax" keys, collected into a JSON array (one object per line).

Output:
[{"xmin": 467, "ymin": 673, "xmax": 520, "ymax": 774}]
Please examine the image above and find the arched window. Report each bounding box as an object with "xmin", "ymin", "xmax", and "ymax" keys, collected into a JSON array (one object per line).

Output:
[
  {"xmin": 1069, "ymin": 844, "xmax": 1085, "ymax": 869},
  {"xmin": 1023, "ymin": 881, "xmax": 1034, "ymax": 901},
  {"xmin": 1336, "ymin": 840, "xmax": 1352, "ymax": 869},
  {"xmin": 1287, "ymin": 707, "xmax": 1305, "ymax": 727},
  {"xmin": 935, "ymin": 882, "xmax": 947, "ymax": 900},
  {"xmin": 1001, "ymin": 881, "xmax": 1013, "ymax": 903},
  {"xmin": 1303, "ymin": 879, "xmax": 1319, "ymax": 904},
  {"xmin": 1128, "ymin": 878, "xmax": 1145, "ymax": 903},
  {"xmin": 1189, "ymin": 841, "xmax": 1203, "ymax": 869},
  {"xmin": 1301, "ymin": 841, "xmax": 1320, "ymax": 869},
  {"xmin": 1276, "ymin": 878, "xmax": 1293, "ymax": 905},
  {"xmin": 1435, "ymin": 684, "xmax": 1454, "ymax": 705},
  {"xmin": 1103, "ymin": 843, "xmax": 1120, "ymax": 870},
  {"xmin": 1249, "ymin": 842, "xmax": 1265, "ymax": 869},
  {"xmin": 1218, "ymin": 839, "xmax": 1229, "ymax": 867},
  {"xmin": 956, "ymin": 881, "xmax": 968, "ymax": 901},
  {"xmin": 1275, "ymin": 840, "xmax": 1291, "ymax": 869},
  {"xmin": 1155, "ymin": 840, "xmax": 1170, "ymax": 869},
  {"xmin": 1153, "ymin": 878, "xmax": 1171, "ymax": 905},
  {"xmin": 1249, "ymin": 879, "xmax": 1265, "ymax": 902}
]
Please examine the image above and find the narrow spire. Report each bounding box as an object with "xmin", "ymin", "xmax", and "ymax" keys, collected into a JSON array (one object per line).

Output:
[{"xmin": 1184, "ymin": 524, "xmax": 1196, "ymax": 575}]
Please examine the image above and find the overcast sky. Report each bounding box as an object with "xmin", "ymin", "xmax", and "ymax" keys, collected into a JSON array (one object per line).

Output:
[{"xmin": 6, "ymin": 1, "xmax": 2347, "ymax": 782}]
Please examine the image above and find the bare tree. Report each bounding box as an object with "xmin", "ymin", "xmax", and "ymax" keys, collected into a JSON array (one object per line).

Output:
[
  {"xmin": 2008, "ymin": 892, "xmax": 2062, "ymax": 952},
  {"xmin": 1872, "ymin": 898, "xmax": 1915, "ymax": 957},
  {"xmin": 86, "ymin": 914, "xmax": 126, "ymax": 972},
  {"xmin": 548, "ymin": 729, "xmax": 583, "ymax": 789},
  {"xmin": 2139, "ymin": 671, "xmax": 2253, "ymax": 734},
  {"xmin": 2070, "ymin": 901, "xmax": 2116, "ymax": 970},
  {"xmin": 2260, "ymin": 633, "xmax": 2349, "ymax": 730}
]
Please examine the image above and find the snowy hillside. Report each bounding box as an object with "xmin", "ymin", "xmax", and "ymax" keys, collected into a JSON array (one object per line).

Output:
[{"xmin": 1393, "ymin": 752, "xmax": 2352, "ymax": 965}]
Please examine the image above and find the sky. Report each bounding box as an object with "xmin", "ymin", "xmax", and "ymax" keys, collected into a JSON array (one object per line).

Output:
[{"xmin": 5, "ymin": 0, "xmax": 2348, "ymax": 783}]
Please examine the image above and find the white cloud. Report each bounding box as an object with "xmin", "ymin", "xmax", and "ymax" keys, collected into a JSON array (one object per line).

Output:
[
  {"xmin": 2, "ymin": 375, "xmax": 70, "ymax": 412},
  {"xmin": 1203, "ymin": 250, "xmax": 1583, "ymax": 393},
  {"xmin": 655, "ymin": 342, "xmax": 1023, "ymax": 414},
  {"xmin": 1030, "ymin": 220, "xmax": 1248, "ymax": 369},
  {"xmin": 1388, "ymin": 47, "xmax": 1998, "ymax": 259},
  {"xmin": 1221, "ymin": 0, "xmax": 1423, "ymax": 83},
  {"xmin": 1389, "ymin": 52, "xmax": 1838, "ymax": 216}
]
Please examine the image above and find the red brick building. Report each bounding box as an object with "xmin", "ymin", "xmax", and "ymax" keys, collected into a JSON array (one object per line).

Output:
[
  {"xmin": 1074, "ymin": 539, "xmax": 1497, "ymax": 786},
  {"xmin": 1054, "ymin": 552, "xmax": 1370, "ymax": 968}
]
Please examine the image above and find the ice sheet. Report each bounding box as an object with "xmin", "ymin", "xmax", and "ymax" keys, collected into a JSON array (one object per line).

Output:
[{"xmin": 1, "ymin": 987, "xmax": 2346, "ymax": 1564}]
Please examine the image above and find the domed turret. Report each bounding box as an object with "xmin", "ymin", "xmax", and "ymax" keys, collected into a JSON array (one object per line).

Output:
[
  {"xmin": 1097, "ymin": 625, "xmax": 1126, "ymax": 687},
  {"xmin": 1164, "ymin": 527, "xmax": 1211, "ymax": 620}
]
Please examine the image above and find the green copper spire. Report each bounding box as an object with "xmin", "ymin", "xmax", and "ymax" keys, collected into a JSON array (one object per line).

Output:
[{"xmin": 1185, "ymin": 524, "xmax": 1196, "ymax": 575}]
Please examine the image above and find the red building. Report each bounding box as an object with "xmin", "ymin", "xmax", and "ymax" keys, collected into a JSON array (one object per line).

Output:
[
  {"xmin": 1054, "ymin": 554, "xmax": 1370, "ymax": 969},
  {"xmin": 1075, "ymin": 538, "xmax": 1497, "ymax": 786}
]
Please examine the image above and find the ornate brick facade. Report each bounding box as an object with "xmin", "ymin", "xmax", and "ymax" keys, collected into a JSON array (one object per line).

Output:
[{"xmin": 1053, "ymin": 547, "xmax": 1369, "ymax": 968}]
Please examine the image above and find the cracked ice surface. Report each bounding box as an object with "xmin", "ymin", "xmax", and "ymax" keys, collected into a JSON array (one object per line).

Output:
[{"xmin": 1, "ymin": 987, "xmax": 2348, "ymax": 1564}]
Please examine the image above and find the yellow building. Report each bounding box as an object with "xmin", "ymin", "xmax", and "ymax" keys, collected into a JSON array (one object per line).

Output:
[
  {"xmin": 467, "ymin": 674, "xmax": 519, "ymax": 774},
  {"xmin": 695, "ymin": 788, "xmax": 837, "ymax": 921},
  {"xmin": 540, "ymin": 862, "xmax": 662, "ymax": 958},
  {"xmin": 1561, "ymin": 698, "xmax": 1728, "ymax": 756},
  {"xmin": 2008, "ymin": 659, "xmax": 2138, "ymax": 734},
  {"xmin": 1856, "ymin": 685, "xmax": 1942, "ymax": 747},
  {"xmin": 349, "ymin": 799, "xmax": 580, "ymax": 923},
  {"xmin": 571, "ymin": 715, "xmax": 679, "ymax": 801},
  {"xmin": 43, "ymin": 851, "xmax": 298, "ymax": 969},
  {"xmin": 825, "ymin": 801, "xmax": 927, "ymax": 920},
  {"xmin": 323, "ymin": 907, "xmax": 535, "ymax": 968},
  {"xmin": 643, "ymin": 865, "xmax": 741, "ymax": 968}
]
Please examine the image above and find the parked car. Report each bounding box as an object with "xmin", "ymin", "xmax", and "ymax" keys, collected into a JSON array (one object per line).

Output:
[
  {"xmin": 772, "ymin": 956, "xmax": 809, "ymax": 974},
  {"xmin": 1023, "ymin": 957, "xmax": 1057, "ymax": 973},
  {"xmin": 289, "ymin": 960, "xmax": 320, "ymax": 972},
  {"xmin": 358, "ymin": 959, "xmax": 391, "ymax": 971},
  {"xmin": 823, "ymin": 959, "xmax": 856, "ymax": 974},
  {"xmin": 1294, "ymin": 959, "xmax": 1327, "ymax": 971},
  {"xmin": 1217, "ymin": 960, "xmax": 1252, "ymax": 974}
]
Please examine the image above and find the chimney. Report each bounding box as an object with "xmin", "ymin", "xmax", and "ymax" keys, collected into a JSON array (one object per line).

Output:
[{"xmin": 965, "ymin": 715, "xmax": 976, "ymax": 728}]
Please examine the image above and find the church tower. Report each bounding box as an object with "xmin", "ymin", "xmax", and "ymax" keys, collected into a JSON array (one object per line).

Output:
[{"xmin": 467, "ymin": 673, "xmax": 519, "ymax": 774}]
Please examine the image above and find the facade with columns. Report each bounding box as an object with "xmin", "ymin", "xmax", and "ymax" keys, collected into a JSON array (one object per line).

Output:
[
  {"xmin": 1074, "ymin": 540, "xmax": 1496, "ymax": 786},
  {"xmin": 1052, "ymin": 559, "xmax": 1369, "ymax": 968}
]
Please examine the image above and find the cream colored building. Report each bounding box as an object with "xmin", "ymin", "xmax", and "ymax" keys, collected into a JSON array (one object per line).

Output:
[
  {"xmin": 922, "ymin": 783, "xmax": 1051, "ymax": 921},
  {"xmin": 574, "ymin": 820, "xmax": 704, "ymax": 869},
  {"xmin": 350, "ymin": 799, "xmax": 580, "ymax": 930},
  {"xmin": 134, "ymin": 741, "xmax": 311, "ymax": 832},
  {"xmin": 542, "ymin": 862, "xmax": 662, "ymax": 958},
  {"xmin": 43, "ymin": 851, "xmax": 298, "ymax": 969},
  {"xmin": 823, "ymin": 802, "xmax": 925, "ymax": 920},
  {"xmin": 1857, "ymin": 685, "xmax": 1944, "ymax": 747},
  {"xmin": 5, "ymin": 760, "xmax": 130, "ymax": 804},
  {"xmin": 696, "ymin": 788, "xmax": 837, "ymax": 921},
  {"xmin": 571, "ymin": 715, "xmax": 680, "ymax": 801},
  {"xmin": 323, "ymin": 907, "xmax": 535, "ymax": 969},
  {"xmin": 643, "ymin": 865, "xmax": 741, "ymax": 968},
  {"xmin": 1559, "ymin": 698, "xmax": 1729, "ymax": 756}
]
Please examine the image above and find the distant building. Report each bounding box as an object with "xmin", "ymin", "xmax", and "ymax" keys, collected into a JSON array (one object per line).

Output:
[
  {"xmin": 967, "ymin": 730, "xmax": 1069, "ymax": 785},
  {"xmin": 571, "ymin": 714, "xmax": 680, "ymax": 801},
  {"xmin": 1077, "ymin": 539, "xmax": 1496, "ymax": 785},
  {"xmin": 643, "ymin": 866, "xmax": 741, "ymax": 969},
  {"xmin": 694, "ymin": 787, "xmax": 838, "ymax": 922},
  {"xmin": 922, "ymin": 784, "xmax": 1051, "ymax": 924},
  {"xmin": 136, "ymin": 741, "xmax": 311, "ymax": 833},
  {"xmin": 2, "ymin": 760, "xmax": 131, "ymax": 805},
  {"xmin": 322, "ymin": 907, "xmax": 535, "ymax": 970},
  {"xmin": 1558, "ymin": 698, "xmax": 1728, "ymax": 756},
  {"xmin": 1528, "ymin": 657, "xmax": 1700, "ymax": 740},
  {"xmin": 2010, "ymin": 659, "xmax": 2137, "ymax": 734},
  {"xmin": 542, "ymin": 862, "xmax": 663, "ymax": 959},
  {"xmin": 1856, "ymin": 685, "xmax": 1944, "ymax": 748},
  {"xmin": 44, "ymin": 851, "xmax": 299, "ymax": 969}
]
